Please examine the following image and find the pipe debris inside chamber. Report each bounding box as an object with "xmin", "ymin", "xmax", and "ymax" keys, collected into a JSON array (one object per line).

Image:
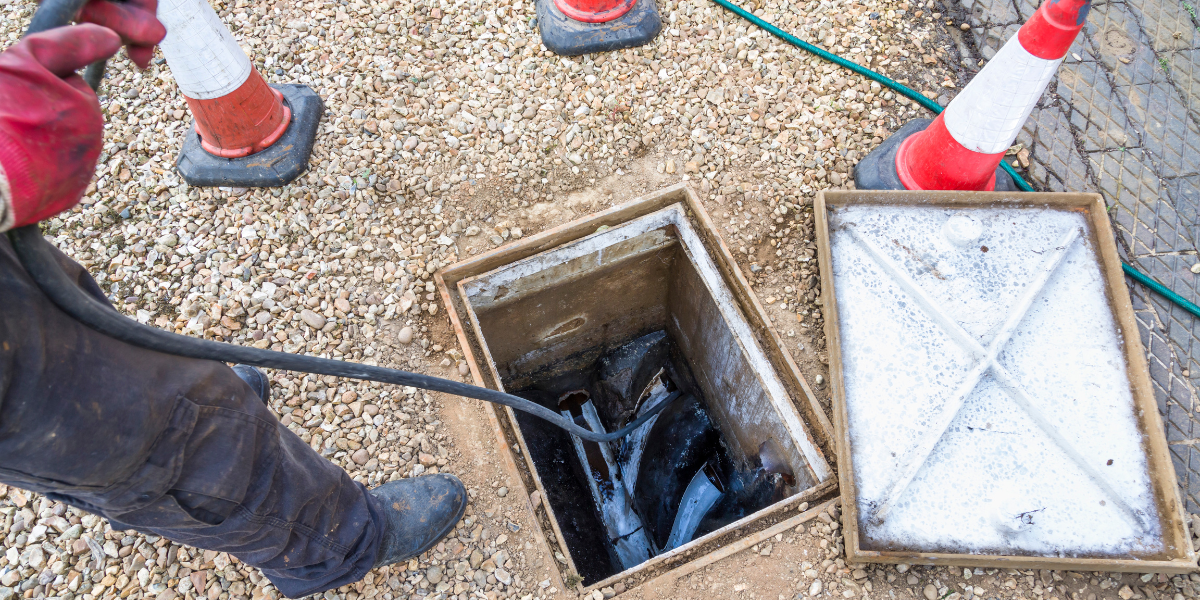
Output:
[{"xmin": 514, "ymin": 331, "xmax": 796, "ymax": 583}]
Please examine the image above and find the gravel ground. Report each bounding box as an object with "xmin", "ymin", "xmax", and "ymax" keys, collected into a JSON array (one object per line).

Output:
[{"xmin": 1, "ymin": 0, "xmax": 1197, "ymax": 598}]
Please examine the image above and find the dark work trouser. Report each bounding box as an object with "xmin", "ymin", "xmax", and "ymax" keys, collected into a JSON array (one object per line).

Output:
[{"xmin": 0, "ymin": 236, "xmax": 385, "ymax": 598}]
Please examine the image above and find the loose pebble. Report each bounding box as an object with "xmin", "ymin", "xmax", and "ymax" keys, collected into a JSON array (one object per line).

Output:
[
  {"xmin": 300, "ymin": 309, "xmax": 326, "ymax": 330},
  {"xmin": 397, "ymin": 326, "xmax": 414, "ymax": 344}
]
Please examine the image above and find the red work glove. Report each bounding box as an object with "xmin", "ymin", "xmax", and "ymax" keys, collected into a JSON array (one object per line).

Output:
[
  {"xmin": 42, "ymin": 0, "xmax": 166, "ymax": 69},
  {"xmin": 0, "ymin": 25, "xmax": 122, "ymax": 232}
]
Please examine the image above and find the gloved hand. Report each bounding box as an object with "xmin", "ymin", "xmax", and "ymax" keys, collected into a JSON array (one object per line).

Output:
[
  {"xmin": 43, "ymin": 0, "xmax": 166, "ymax": 69},
  {"xmin": 0, "ymin": 25, "xmax": 122, "ymax": 232}
]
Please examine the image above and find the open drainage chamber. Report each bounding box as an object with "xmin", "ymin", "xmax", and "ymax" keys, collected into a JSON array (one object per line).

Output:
[{"xmin": 443, "ymin": 193, "xmax": 833, "ymax": 586}]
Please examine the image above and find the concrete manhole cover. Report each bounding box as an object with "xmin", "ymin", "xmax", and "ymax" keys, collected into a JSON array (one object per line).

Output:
[{"xmin": 815, "ymin": 190, "xmax": 1195, "ymax": 573}]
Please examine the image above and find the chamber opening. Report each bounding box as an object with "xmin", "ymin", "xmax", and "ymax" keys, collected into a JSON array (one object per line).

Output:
[{"xmin": 458, "ymin": 204, "xmax": 830, "ymax": 585}]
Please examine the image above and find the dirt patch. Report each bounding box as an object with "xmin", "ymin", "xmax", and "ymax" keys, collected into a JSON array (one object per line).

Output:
[{"xmin": 1099, "ymin": 27, "xmax": 1137, "ymax": 58}]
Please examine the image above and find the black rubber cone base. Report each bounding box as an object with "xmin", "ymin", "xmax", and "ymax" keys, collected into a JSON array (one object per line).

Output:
[
  {"xmin": 853, "ymin": 118, "xmax": 1018, "ymax": 192},
  {"xmin": 536, "ymin": 0, "xmax": 661, "ymax": 56},
  {"xmin": 176, "ymin": 84, "xmax": 323, "ymax": 187}
]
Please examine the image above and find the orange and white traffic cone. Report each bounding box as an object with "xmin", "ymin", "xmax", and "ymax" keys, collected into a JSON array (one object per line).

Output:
[
  {"xmin": 157, "ymin": 0, "xmax": 322, "ymax": 186},
  {"xmin": 855, "ymin": 0, "xmax": 1089, "ymax": 191}
]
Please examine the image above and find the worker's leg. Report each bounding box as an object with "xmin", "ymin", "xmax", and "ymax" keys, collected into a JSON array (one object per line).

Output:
[{"xmin": 0, "ymin": 236, "xmax": 381, "ymax": 598}]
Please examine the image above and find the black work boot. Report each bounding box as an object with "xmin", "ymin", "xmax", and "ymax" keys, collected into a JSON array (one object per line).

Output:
[
  {"xmin": 371, "ymin": 474, "xmax": 467, "ymax": 567},
  {"xmin": 231, "ymin": 364, "xmax": 270, "ymax": 404}
]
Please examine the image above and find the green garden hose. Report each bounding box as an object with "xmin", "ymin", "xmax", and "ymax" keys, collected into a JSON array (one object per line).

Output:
[
  {"xmin": 1122, "ymin": 263, "xmax": 1200, "ymax": 319},
  {"xmin": 710, "ymin": 0, "xmax": 1031, "ymax": 190},
  {"xmin": 710, "ymin": 0, "xmax": 1200, "ymax": 320}
]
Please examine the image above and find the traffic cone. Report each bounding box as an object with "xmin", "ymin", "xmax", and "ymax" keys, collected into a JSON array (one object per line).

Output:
[
  {"xmin": 854, "ymin": 0, "xmax": 1090, "ymax": 191},
  {"xmin": 536, "ymin": 0, "xmax": 661, "ymax": 56},
  {"xmin": 157, "ymin": 0, "xmax": 322, "ymax": 186}
]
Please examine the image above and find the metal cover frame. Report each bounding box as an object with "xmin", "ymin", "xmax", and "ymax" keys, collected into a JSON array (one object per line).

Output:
[
  {"xmin": 815, "ymin": 189, "xmax": 1197, "ymax": 573},
  {"xmin": 435, "ymin": 184, "xmax": 838, "ymax": 594}
]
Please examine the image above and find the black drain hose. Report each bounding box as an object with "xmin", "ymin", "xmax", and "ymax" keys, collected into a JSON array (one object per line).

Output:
[
  {"xmin": 6, "ymin": 0, "xmax": 677, "ymax": 443},
  {"xmin": 25, "ymin": 0, "xmax": 89, "ymax": 35},
  {"xmin": 7, "ymin": 227, "xmax": 677, "ymax": 442},
  {"xmin": 25, "ymin": 0, "xmax": 107, "ymax": 89}
]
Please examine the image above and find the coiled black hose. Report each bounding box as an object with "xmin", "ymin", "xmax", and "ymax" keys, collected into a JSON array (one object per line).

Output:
[{"xmin": 6, "ymin": 0, "xmax": 681, "ymax": 443}]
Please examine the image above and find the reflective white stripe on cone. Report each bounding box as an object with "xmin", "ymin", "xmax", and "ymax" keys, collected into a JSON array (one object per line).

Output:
[
  {"xmin": 156, "ymin": 0, "xmax": 252, "ymax": 100},
  {"xmin": 942, "ymin": 37, "xmax": 1062, "ymax": 155}
]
